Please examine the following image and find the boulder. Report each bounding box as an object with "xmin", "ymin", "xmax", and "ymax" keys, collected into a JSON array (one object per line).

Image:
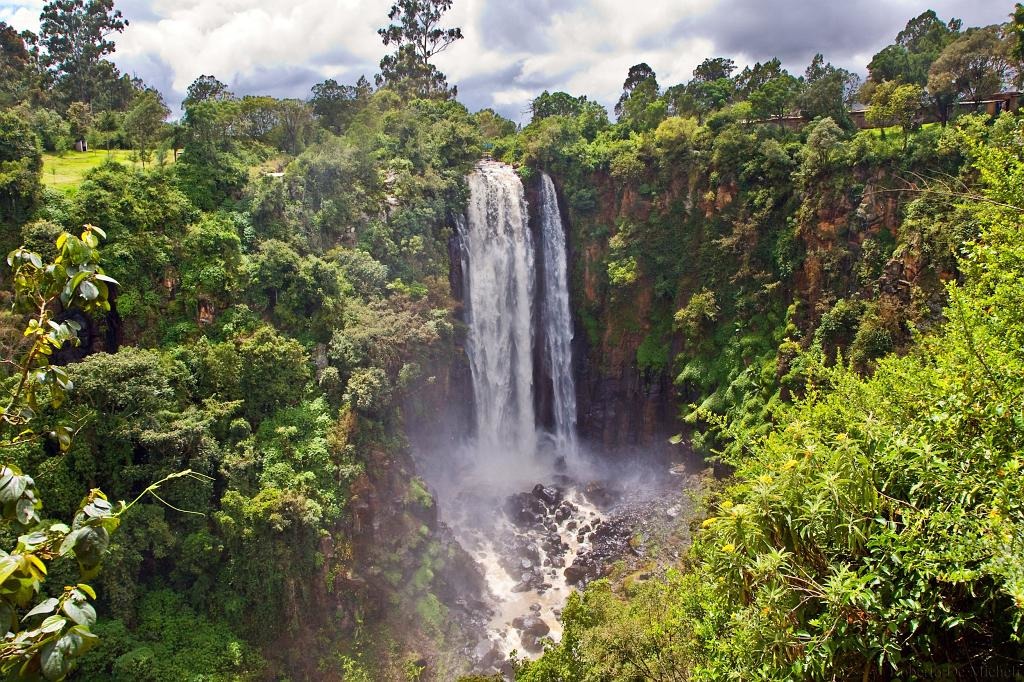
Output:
[
  {"xmin": 532, "ymin": 484, "xmax": 561, "ymax": 507},
  {"xmin": 513, "ymin": 614, "xmax": 551, "ymax": 638}
]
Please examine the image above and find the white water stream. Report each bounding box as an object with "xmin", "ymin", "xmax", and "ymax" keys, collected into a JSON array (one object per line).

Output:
[
  {"xmin": 449, "ymin": 161, "xmax": 596, "ymax": 658},
  {"xmin": 460, "ymin": 161, "xmax": 538, "ymax": 461},
  {"xmin": 539, "ymin": 172, "xmax": 578, "ymax": 456}
]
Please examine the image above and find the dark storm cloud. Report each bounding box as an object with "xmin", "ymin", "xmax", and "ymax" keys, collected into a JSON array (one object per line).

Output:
[
  {"xmin": 478, "ymin": 0, "xmax": 585, "ymax": 52},
  {"xmin": 456, "ymin": 61, "xmax": 545, "ymax": 117},
  {"xmin": 665, "ymin": 0, "xmax": 900, "ymax": 65},
  {"xmin": 231, "ymin": 64, "xmax": 328, "ymax": 100},
  {"xmin": 661, "ymin": 0, "xmax": 1014, "ymax": 76},
  {"xmin": 308, "ymin": 45, "xmax": 364, "ymax": 70},
  {"xmin": 453, "ymin": 58, "xmax": 591, "ymax": 120},
  {"xmin": 118, "ymin": 51, "xmax": 179, "ymax": 107}
]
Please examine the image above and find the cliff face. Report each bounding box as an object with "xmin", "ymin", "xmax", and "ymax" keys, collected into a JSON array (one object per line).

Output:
[
  {"xmin": 435, "ymin": 142, "xmax": 957, "ymax": 463},
  {"xmin": 554, "ymin": 173, "xmax": 682, "ymax": 458},
  {"xmin": 549, "ymin": 154, "xmax": 955, "ymax": 459}
]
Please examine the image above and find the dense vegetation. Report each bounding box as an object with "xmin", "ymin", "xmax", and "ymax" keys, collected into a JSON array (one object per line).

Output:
[
  {"xmin": 1, "ymin": 0, "xmax": 1024, "ymax": 679},
  {"xmin": 517, "ymin": 116, "xmax": 1024, "ymax": 679},
  {"xmin": 510, "ymin": 9, "xmax": 1024, "ymax": 682},
  {"xmin": 2, "ymin": 1, "xmax": 492, "ymax": 679}
]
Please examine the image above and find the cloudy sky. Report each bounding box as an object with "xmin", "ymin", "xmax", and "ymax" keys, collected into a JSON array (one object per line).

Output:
[{"xmin": 0, "ymin": 0, "xmax": 1012, "ymax": 120}]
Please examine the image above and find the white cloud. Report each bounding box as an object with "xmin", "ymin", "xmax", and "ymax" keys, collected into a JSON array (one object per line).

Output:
[
  {"xmin": 115, "ymin": 0, "xmax": 391, "ymax": 94},
  {"xmin": 0, "ymin": 1, "xmax": 44, "ymax": 31},
  {"xmin": 1, "ymin": 0, "xmax": 1014, "ymax": 120}
]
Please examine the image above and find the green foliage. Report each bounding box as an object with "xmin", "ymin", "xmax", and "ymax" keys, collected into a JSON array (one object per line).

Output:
[
  {"xmin": 123, "ymin": 90, "xmax": 169, "ymax": 165},
  {"xmin": 525, "ymin": 112, "xmax": 1024, "ymax": 682},
  {"xmin": 29, "ymin": 110, "xmax": 72, "ymax": 154},
  {"xmin": 0, "ymin": 227, "xmax": 151, "ymax": 680},
  {"xmin": 174, "ymin": 100, "xmax": 253, "ymax": 211},
  {"xmin": 77, "ymin": 590, "xmax": 262, "ymax": 681},
  {"xmin": 38, "ymin": 0, "xmax": 128, "ymax": 107},
  {"xmin": 674, "ymin": 289, "xmax": 719, "ymax": 346},
  {"xmin": 310, "ymin": 77, "xmax": 373, "ymax": 135},
  {"xmin": 70, "ymin": 160, "xmax": 196, "ymax": 340},
  {"xmin": 866, "ymin": 81, "xmax": 923, "ymax": 148},
  {"xmin": 653, "ymin": 116, "xmax": 702, "ymax": 162},
  {"xmin": 798, "ymin": 54, "xmax": 860, "ymax": 128},
  {"xmin": 235, "ymin": 326, "xmax": 311, "ymax": 423},
  {"xmin": 376, "ymin": 0, "xmax": 463, "ymax": 98},
  {"xmin": 0, "ymin": 111, "xmax": 43, "ymax": 247}
]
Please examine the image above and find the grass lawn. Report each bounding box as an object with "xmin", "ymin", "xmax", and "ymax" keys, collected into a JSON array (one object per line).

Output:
[{"xmin": 41, "ymin": 149, "xmax": 174, "ymax": 191}]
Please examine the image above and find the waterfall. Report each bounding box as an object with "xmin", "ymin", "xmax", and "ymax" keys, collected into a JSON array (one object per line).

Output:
[
  {"xmin": 457, "ymin": 161, "xmax": 577, "ymax": 470},
  {"xmin": 539, "ymin": 173, "xmax": 578, "ymax": 454},
  {"xmin": 460, "ymin": 161, "xmax": 538, "ymax": 458}
]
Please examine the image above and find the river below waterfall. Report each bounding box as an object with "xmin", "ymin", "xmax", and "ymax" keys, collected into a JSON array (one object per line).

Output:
[
  {"xmin": 416, "ymin": 160, "xmax": 697, "ymax": 677},
  {"xmin": 428, "ymin": 464, "xmax": 701, "ymax": 676}
]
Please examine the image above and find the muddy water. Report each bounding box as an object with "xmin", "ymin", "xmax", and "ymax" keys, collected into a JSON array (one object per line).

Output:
[{"xmin": 454, "ymin": 487, "xmax": 604, "ymax": 655}]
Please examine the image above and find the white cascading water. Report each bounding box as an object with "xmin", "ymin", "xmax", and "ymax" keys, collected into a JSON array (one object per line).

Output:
[
  {"xmin": 453, "ymin": 161, "xmax": 596, "ymax": 658},
  {"xmin": 460, "ymin": 160, "xmax": 538, "ymax": 463},
  {"xmin": 538, "ymin": 172, "xmax": 578, "ymax": 455}
]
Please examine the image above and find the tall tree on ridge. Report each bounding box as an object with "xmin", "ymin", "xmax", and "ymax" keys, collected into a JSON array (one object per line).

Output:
[
  {"xmin": 688, "ymin": 57, "xmax": 736, "ymax": 119},
  {"xmin": 928, "ymin": 26, "xmax": 1010, "ymax": 123},
  {"xmin": 615, "ymin": 63, "xmax": 664, "ymax": 130},
  {"xmin": 309, "ymin": 76, "xmax": 373, "ymax": 134},
  {"xmin": 376, "ymin": 0, "xmax": 463, "ymax": 98},
  {"xmin": 0, "ymin": 22, "xmax": 31, "ymax": 106},
  {"xmin": 183, "ymin": 74, "xmax": 234, "ymax": 110},
  {"xmin": 800, "ymin": 54, "xmax": 860, "ymax": 129},
  {"xmin": 615, "ymin": 63, "xmax": 658, "ymax": 117},
  {"xmin": 38, "ymin": 0, "xmax": 127, "ymax": 107}
]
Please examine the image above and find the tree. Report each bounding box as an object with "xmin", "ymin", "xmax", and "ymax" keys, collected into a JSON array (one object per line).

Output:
[
  {"xmin": 749, "ymin": 72, "xmax": 801, "ymax": 125},
  {"xmin": 615, "ymin": 63, "xmax": 664, "ymax": 130},
  {"xmin": 0, "ymin": 111, "xmax": 42, "ymax": 242},
  {"xmin": 865, "ymin": 80, "xmax": 923, "ymax": 148},
  {"xmin": 182, "ymin": 74, "xmax": 233, "ymax": 110},
  {"xmin": 798, "ymin": 54, "xmax": 860, "ymax": 128},
  {"xmin": 615, "ymin": 63, "xmax": 657, "ymax": 116},
  {"xmin": 693, "ymin": 57, "xmax": 736, "ymax": 84},
  {"xmin": 175, "ymin": 99, "xmax": 248, "ymax": 211},
  {"xmin": 38, "ymin": 0, "xmax": 128, "ymax": 106},
  {"xmin": 0, "ymin": 22, "xmax": 31, "ymax": 107},
  {"xmin": 0, "ymin": 226, "xmax": 115, "ymax": 679},
  {"xmin": 663, "ymin": 84, "xmax": 697, "ymax": 118},
  {"xmin": 865, "ymin": 11, "xmax": 962, "ymax": 123},
  {"xmin": 897, "ymin": 10, "xmax": 962, "ymax": 57},
  {"xmin": 474, "ymin": 108, "xmax": 516, "ymax": 140},
  {"xmin": 531, "ymin": 91, "xmax": 588, "ymax": 120},
  {"xmin": 236, "ymin": 326, "xmax": 311, "ymax": 423},
  {"xmin": 376, "ymin": 0, "xmax": 463, "ymax": 98},
  {"xmin": 0, "ymin": 227, "xmax": 202, "ymax": 679},
  {"xmin": 734, "ymin": 58, "xmax": 785, "ymax": 98},
  {"xmin": 928, "ymin": 26, "xmax": 1010, "ymax": 123},
  {"xmin": 65, "ymin": 101, "xmax": 92, "ymax": 151},
  {"xmin": 123, "ymin": 89, "xmax": 169, "ymax": 167},
  {"xmin": 272, "ymin": 99, "xmax": 316, "ymax": 155},
  {"xmin": 309, "ymin": 76, "xmax": 372, "ymax": 134},
  {"xmin": 688, "ymin": 58, "xmax": 737, "ymax": 119},
  {"xmin": 866, "ymin": 44, "xmax": 914, "ymax": 85},
  {"xmin": 1014, "ymin": 4, "xmax": 1024, "ymax": 64}
]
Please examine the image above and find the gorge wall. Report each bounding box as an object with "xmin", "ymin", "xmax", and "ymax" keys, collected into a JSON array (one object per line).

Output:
[{"xmin": 530, "ymin": 129, "xmax": 964, "ymax": 460}]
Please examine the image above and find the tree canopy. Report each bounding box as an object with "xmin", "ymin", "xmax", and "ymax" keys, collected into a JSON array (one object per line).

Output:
[{"xmin": 376, "ymin": 0, "xmax": 463, "ymax": 98}]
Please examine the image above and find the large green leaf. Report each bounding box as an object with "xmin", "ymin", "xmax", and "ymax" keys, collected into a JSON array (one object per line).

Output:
[
  {"xmin": 22, "ymin": 597, "xmax": 58, "ymax": 621},
  {"xmin": 61, "ymin": 599, "xmax": 96, "ymax": 628}
]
